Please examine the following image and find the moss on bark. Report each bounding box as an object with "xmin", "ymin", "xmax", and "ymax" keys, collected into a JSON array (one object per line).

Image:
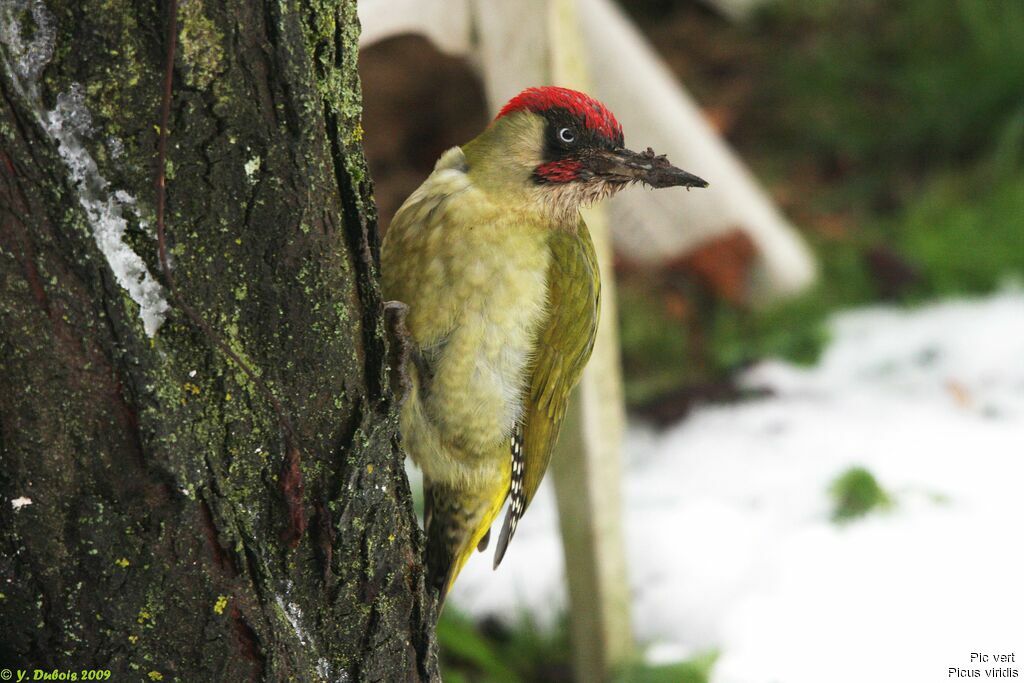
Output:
[{"xmin": 0, "ymin": 0, "xmax": 438, "ymax": 680}]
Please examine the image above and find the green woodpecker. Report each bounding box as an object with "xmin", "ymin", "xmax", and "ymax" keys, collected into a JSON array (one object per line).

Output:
[{"xmin": 381, "ymin": 86, "xmax": 707, "ymax": 600}]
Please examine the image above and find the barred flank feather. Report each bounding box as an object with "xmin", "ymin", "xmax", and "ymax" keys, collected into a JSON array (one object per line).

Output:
[
  {"xmin": 425, "ymin": 481, "xmax": 507, "ymax": 604},
  {"xmin": 424, "ymin": 484, "xmax": 464, "ymax": 602},
  {"xmin": 494, "ymin": 426, "xmax": 526, "ymax": 568}
]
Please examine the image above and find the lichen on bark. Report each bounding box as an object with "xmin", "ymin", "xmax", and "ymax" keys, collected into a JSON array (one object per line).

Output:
[{"xmin": 0, "ymin": 0, "xmax": 438, "ymax": 680}]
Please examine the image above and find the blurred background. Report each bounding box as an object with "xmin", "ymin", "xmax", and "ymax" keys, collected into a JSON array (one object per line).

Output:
[{"xmin": 359, "ymin": 1, "xmax": 1024, "ymax": 681}]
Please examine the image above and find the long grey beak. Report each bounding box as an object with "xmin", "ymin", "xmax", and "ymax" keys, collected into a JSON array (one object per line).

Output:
[{"xmin": 587, "ymin": 147, "xmax": 709, "ymax": 189}]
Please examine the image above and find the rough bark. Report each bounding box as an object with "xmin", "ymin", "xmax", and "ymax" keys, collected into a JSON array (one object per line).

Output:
[{"xmin": 0, "ymin": 0, "xmax": 438, "ymax": 680}]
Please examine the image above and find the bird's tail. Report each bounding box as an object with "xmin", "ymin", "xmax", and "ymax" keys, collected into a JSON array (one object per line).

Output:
[{"xmin": 424, "ymin": 482, "xmax": 505, "ymax": 604}]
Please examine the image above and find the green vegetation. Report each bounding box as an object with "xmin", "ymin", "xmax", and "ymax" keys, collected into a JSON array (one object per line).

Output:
[
  {"xmin": 766, "ymin": 0, "xmax": 1024, "ymax": 177},
  {"xmin": 619, "ymin": 285, "xmax": 691, "ymax": 406},
  {"xmin": 618, "ymin": 0, "xmax": 1024, "ymax": 407},
  {"xmin": 893, "ymin": 168, "xmax": 1024, "ymax": 297},
  {"xmin": 438, "ymin": 607, "xmax": 715, "ymax": 683},
  {"xmin": 616, "ymin": 651, "xmax": 717, "ymax": 683},
  {"xmin": 830, "ymin": 466, "xmax": 892, "ymax": 523},
  {"xmin": 437, "ymin": 610, "xmax": 571, "ymax": 683}
]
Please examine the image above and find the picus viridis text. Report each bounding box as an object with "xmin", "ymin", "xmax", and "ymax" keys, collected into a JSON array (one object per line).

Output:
[{"xmin": 381, "ymin": 87, "xmax": 708, "ymax": 600}]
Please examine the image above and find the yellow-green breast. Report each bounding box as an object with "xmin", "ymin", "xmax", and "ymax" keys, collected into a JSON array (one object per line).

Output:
[{"xmin": 382, "ymin": 147, "xmax": 554, "ymax": 491}]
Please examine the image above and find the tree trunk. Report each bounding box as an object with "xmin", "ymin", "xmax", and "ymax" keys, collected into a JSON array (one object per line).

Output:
[{"xmin": 0, "ymin": 0, "xmax": 438, "ymax": 680}]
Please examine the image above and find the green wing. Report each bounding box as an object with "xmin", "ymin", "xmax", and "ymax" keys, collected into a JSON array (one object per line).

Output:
[{"xmin": 493, "ymin": 219, "xmax": 601, "ymax": 566}]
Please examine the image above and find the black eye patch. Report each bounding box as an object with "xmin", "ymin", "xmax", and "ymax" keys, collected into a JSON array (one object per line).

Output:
[{"xmin": 540, "ymin": 107, "xmax": 615, "ymax": 162}]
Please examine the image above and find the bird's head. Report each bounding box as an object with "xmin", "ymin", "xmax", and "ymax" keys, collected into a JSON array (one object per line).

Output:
[{"xmin": 463, "ymin": 86, "xmax": 708, "ymax": 221}]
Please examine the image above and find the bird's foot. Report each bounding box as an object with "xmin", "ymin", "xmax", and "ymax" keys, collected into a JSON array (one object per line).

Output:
[{"xmin": 383, "ymin": 300, "xmax": 413, "ymax": 406}]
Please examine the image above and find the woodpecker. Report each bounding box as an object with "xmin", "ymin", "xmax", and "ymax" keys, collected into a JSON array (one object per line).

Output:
[{"xmin": 381, "ymin": 86, "xmax": 707, "ymax": 601}]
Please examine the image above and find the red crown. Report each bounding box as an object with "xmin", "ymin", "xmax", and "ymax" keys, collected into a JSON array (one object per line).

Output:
[{"xmin": 497, "ymin": 86, "xmax": 623, "ymax": 144}]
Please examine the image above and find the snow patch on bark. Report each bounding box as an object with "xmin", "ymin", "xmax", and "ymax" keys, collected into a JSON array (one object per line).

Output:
[
  {"xmin": 0, "ymin": 0, "xmax": 55, "ymax": 84},
  {"xmin": 44, "ymin": 86, "xmax": 169, "ymax": 335},
  {"xmin": 0, "ymin": 2, "xmax": 168, "ymax": 336},
  {"xmin": 316, "ymin": 658, "xmax": 342, "ymax": 682},
  {"xmin": 275, "ymin": 589, "xmax": 341, "ymax": 681},
  {"xmin": 11, "ymin": 496, "xmax": 33, "ymax": 510},
  {"xmin": 277, "ymin": 595, "xmax": 309, "ymax": 645}
]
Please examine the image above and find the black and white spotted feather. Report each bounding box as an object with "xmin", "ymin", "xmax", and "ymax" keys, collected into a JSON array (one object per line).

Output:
[{"xmin": 493, "ymin": 424, "xmax": 526, "ymax": 568}]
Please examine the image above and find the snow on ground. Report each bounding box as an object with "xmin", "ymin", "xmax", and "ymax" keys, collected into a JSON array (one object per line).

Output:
[{"xmin": 452, "ymin": 289, "xmax": 1024, "ymax": 682}]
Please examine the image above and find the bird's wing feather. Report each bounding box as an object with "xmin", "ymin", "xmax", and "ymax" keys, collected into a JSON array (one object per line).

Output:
[
  {"xmin": 381, "ymin": 147, "xmax": 471, "ymax": 354},
  {"xmin": 493, "ymin": 219, "xmax": 601, "ymax": 566}
]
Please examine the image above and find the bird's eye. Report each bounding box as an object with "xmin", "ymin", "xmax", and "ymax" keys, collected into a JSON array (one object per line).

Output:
[{"xmin": 558, "ymin": 127, "xmax": 576, "ymax": 144}]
